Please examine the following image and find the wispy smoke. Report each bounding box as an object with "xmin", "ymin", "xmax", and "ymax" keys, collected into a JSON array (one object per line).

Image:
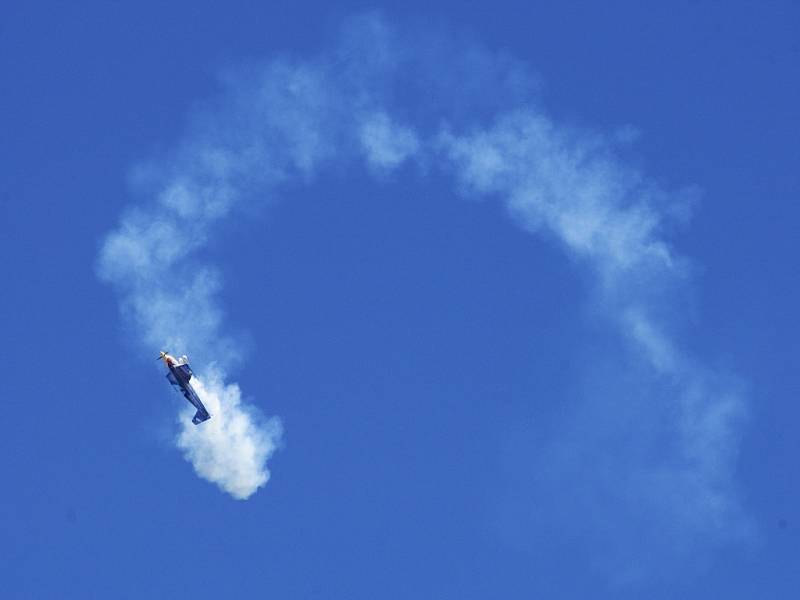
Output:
[
  {"xmin": 176, "ymin": 370, "xmax": 282, "ymax": 500},
  {"xmin": 440, "ymin": 107, "xmax": 750, "ymax": 577},
  {"xmin": 99, "ymin": 12, "xmax": 749, "ymax": 563}
]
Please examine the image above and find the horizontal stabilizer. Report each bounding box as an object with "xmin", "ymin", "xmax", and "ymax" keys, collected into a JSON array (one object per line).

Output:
[{"xmin": 192, "ymin": 409, "xmax": 211, "ymax": 425}]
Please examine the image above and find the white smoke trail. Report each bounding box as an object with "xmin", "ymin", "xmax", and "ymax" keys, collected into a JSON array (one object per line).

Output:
[
  {"xmin": 440, "ymin": 109, "xmax": 751, "ymax": 570},
  {"xmin": 98, "ymin": 12, "xmax": 749, "ymax": 557},
  {"xmin": 176, "ymin": 370, "xmax": 282, "ymax": 500}
]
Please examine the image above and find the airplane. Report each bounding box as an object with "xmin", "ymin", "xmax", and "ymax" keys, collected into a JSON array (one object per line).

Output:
[{"xmin": 158, "ymin": 351, "xmax": 211, "ymax": 425}]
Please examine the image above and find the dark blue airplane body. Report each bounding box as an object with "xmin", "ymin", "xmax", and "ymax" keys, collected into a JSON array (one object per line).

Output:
[{"xmin": 165, "ymin": 361, "xmax": 211, "ymax": 425}]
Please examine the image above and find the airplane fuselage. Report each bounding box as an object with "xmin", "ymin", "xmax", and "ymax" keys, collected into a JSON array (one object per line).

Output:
[{"xmin": 160, "ymin": 352, "xmax": 211, "ymax": 425}]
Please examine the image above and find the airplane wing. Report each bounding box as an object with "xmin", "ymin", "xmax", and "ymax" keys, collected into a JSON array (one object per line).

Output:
[{"xmin": 175, "ymin": 364, "xmax": 193, "ymax": 379}]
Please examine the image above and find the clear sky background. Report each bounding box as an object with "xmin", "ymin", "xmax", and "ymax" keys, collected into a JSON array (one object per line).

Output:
[{"xmin": 1, "ymin": 2, "xmax": 798, "ymax": 598}]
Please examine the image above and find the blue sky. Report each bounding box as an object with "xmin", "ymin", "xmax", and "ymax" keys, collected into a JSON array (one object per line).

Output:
[{"xmin": 1, "ymin": 2, "xmax": 798, "ymax": 598}]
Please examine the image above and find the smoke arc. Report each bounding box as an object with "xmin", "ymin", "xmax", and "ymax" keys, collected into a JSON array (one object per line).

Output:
[{"xmin": 98, "ymin": 12, "xmax": 750, "ymax": 565}]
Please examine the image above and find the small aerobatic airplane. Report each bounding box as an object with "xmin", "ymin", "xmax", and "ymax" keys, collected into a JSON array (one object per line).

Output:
[{"xmin": 158, "ymin": 351, "xmax": 211, "ymax": 425}]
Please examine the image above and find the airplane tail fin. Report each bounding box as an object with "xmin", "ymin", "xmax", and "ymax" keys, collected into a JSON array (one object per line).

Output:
[{"xmin": 192, "ymin": 409, "xmax": 211, "ymax": 425}]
